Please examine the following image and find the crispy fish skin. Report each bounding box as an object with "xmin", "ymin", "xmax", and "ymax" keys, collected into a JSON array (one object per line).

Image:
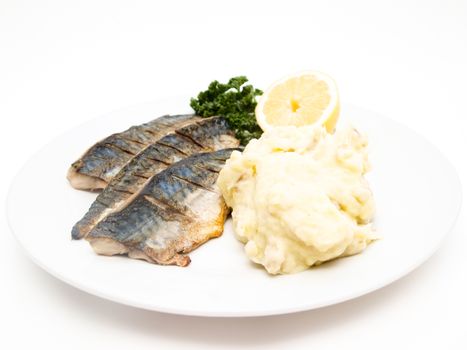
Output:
[
  {"xmin": 71, "ymin": 116, "xmax": 239, "ymax": 240},
  {"xmin": 67, "ymin": 114, "xmax": 202, "ymax": 191},
  {"xmin": 86, "ymin": 149, "xmax": 237, "ymax": 267}
]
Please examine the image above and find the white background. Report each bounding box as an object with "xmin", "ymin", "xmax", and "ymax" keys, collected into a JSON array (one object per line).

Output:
[{"xmin": 1, "ymin": 0, "xmax": 466, "ymax": 349}]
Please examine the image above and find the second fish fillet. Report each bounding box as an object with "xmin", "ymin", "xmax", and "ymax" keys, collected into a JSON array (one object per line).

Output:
[{"xmin": 67, "ymin": 114, "xmax": 202, "ymax": 191}]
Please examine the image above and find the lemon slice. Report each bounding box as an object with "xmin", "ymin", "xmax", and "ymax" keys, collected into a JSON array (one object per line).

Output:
[{"xmin": 256, "ymin": 71, "xmax": 340, "ymax": 132}]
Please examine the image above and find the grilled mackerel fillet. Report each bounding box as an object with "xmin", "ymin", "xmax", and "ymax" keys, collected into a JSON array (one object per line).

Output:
[
  {"xmin": 67, "ymin": 114, "xmax": 202, "ymax": 191},
  {"xmin": 86, "ymin": 149, "xmax": 237, "ymax": 267}
]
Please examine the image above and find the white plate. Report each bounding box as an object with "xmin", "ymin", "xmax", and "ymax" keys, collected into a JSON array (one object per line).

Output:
[{"xmin": 6, "ymin": 98, "xmax": 462, "ymax": 317}]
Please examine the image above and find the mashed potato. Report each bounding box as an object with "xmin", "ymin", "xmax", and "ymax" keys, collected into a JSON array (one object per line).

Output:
[{"xmin": 217, "ymin": 126, "xmax": 376, "ymax": 274}]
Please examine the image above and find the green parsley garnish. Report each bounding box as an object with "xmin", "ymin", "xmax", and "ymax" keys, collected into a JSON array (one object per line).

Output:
[{"xmin": 190, "ymin": 76, "xmax": 263, "ymax": 145}]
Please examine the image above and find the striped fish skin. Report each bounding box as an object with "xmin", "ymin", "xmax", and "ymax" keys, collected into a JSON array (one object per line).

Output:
[
  {"xmin": 71, "ymin": 116, "xmax": 239, "ymax": 240},
  {"xmin": 67, "ymin": 114, "xmax": 202, "ymax": 191},
  {"xmin": 86, "ymin": 149, "xmax": 237, "ymax": 267}
]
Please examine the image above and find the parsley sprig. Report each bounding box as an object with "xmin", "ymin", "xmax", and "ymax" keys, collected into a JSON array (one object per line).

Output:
[{"xmin": 190, "ymin": 76, "xmax": 263, "ymax": 145}]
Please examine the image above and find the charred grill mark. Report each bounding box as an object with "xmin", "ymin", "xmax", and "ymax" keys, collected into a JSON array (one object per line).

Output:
[
  {"xmin": 105, "ymin": 142, "xmax": 136, "ymax": 156},
  {"xmin": 119, "ymin": 136, "xmax": 147, "ymax": 146},
  {"xmin": 175, "ymin": 130, "xmax": 207, "ymax": 149},
  {"xmin": 155, "ymin": 141, "xmax": 189, "ymax": 156},
  {"xmin": 133, "ymin": 173, "xmax": 150, "ymax": 180},
  {"xmin": 211, "ymin": 156, "xmax": 232, "ymax": 162},
  {"xmin": 171, "ymin": 174, "xmax": 216, "ymax": 193},
  {"xmin": 114, "ymin": 188, "xmax": 135, "ymax": 196},
  {"xmin": 143, "ymin": 195, "xmax": 187, "ymax": 216},
  {"xmin": 143, "ymin": 129, "xmax": 157, "ymax": 136},
  {"xmin": 193, "ymin": 164, "xmax": 220, "ymax": 174},
  {"xmin": 144, "ymin": 156, "xmax": 172, "ymax": 166}
]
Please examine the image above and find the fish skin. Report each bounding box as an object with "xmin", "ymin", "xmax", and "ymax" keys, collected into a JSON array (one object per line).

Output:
[
  {"xmin": 71, "ymin": 116, "xmax": 239, "ymax": 240},
  {"xmin": 67, "ymin": 114, "xmax": 202, "ymax": 191},
  {"xmin": 86, "ymin": 148, "xmax": 237, "ymax": 267}
]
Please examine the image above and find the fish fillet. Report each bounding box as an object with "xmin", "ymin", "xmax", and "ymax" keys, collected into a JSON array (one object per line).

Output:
[
  {"xmin": 67, "ymin": 114, "xmax": 202, "ymax": 191},
  {"xmin": 86, "ymin": 149, "xmax": 237, "ymax": 267},
  {"xmin": 71, "ymin": 116, "xmax": 238, "ymax": 239}
]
